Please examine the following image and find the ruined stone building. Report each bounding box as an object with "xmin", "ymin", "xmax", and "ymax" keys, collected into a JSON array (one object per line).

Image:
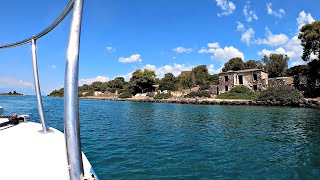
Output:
[
  {"xmin": 218, "ymin": 69, "xmax": 268, "ymax": 94},
  {"xmin": 268, "ymin": 77, "xmax": 294, "ymax": 87}
]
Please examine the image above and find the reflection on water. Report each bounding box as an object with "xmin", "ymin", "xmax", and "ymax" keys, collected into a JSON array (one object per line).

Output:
[{"xmin": 1, "ymin": 96, "xmax": 320, "ymax": 179}]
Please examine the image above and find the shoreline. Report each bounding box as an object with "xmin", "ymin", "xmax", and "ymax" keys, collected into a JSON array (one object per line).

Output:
[{"xmin": 80, "ymin": 96, "xmax": 320, "ymax": 109}]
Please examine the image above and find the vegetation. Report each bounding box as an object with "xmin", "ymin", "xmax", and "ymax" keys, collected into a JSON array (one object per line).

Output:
[
  {"xmin": 179, "ymin": 71, "xmax": 195, "ymax": 90},
  {"xmin": 217, "ymin": 86, "xmax": 258, "ymax": 100},
  {"xmin": 0, "ymin": 91, "xmax": 23, "ymax": 96},
  {"xmin": 298, "ymin": 21, "xmax": 320, "ymax": 98},
  {"xmin": 128, "ymin": 69, "xmax": 156, "ymax": 95},
  {"xmin": 185, "ymin": 91, "xmax": 211, "ymax": 98},
  {"xmin": 48, "ymin": 88, "xmax": 64, "ymax": 97},
  {"xmin": 298, "ymin": 21, "xmax": 320, "ymax": 62},
  {"xmin": 192, "ymin": 65, "xmax": 210, "ymax": 89},
  {"xmin": 222, "ymin": 57, "xmax": 245, "ymax": 72},
  {"xmin": 208, "ymin": 74, "xmax": 219, "ymax": 85},
  {"xmin": 153, "ymin": 93, "xmax": 172, "ymax": 99},
  {"xmin": 262, "ymin": 54, "xmax": 288, "ymax": 78},
  {"xmin": 258, "ymin": 86, "xmax": 303, "ymax": 101},
  {"xmin": 118, "ymin": 92, "xmax": 132, "ymax": 99},
  {"xmin": 160, "ymin": 73, "xmax": 179, "ymax": 91},
  {"xmin": 222, "ymin": 58, "xmax": 264, "ymax": 72}
]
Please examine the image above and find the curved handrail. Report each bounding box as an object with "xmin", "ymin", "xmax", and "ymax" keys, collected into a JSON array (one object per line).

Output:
[{"xmin": 0, "ymin": 0, "xmax": 74, "ymax": 49}]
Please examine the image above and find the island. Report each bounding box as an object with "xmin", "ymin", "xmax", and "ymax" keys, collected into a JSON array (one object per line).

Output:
[{"xmin": 0, "ymin": 91, "xmax": 23, "ymax": 96}]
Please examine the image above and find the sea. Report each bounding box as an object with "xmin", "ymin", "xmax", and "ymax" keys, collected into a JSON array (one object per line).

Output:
[{"xmin": 1, "ymin": 96, "xmax": 320, "ymax": 179}]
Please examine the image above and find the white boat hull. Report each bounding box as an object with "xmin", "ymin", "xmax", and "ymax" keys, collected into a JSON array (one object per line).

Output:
[{"xmin": 0, "ymin": 122, "xmax": 97, "ymax": 180}]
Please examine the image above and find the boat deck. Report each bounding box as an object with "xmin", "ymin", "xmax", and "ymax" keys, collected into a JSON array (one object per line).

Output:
[{"xmin": 0, "ymin": 121, "xmax": 96, "ymax": 180}]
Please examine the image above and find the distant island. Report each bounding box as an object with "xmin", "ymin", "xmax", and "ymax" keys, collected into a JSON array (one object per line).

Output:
[{"xmin": 0, "ymin": 91, "xmax": 23, "ymax": 96}]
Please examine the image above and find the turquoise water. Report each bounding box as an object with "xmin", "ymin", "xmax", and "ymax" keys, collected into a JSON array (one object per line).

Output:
[{"xmin": 1, "ymin": 96, "xmax": 320, "ymax": 179}]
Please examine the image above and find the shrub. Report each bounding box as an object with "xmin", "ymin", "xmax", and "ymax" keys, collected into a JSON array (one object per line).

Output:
[
  {"xmin": 258, "ymin": 85, "xmax": 303, "ymax": 101},
  {"xmin": 154, "ymin": 93, "xmax": 172, "ymax": 99},
  {"xmin": 217, "ymin": 85, "xmax": 258, "ymax": 100},
  {"xmin": 199, "ymin": 84, "xmax": 211, "ymax": 90},
  {"xmin": 185, "ymin": 91, "xmax": 211, "ymax": 98},
  {"xmin": 118, "ymin": 92, "xmax": 132, "ymax": 98}
]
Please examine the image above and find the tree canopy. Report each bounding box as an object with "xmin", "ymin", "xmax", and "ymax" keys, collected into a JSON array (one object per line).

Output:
[
  {"xmin": 191, "ymin": 65, "xmax": 210, "ymax": 89},
  {"xmin": 222, "ymin": 57, "xmax": 245, "ymax": 72},
  {"xmin": 179, "ymin": 71, "xmax": 195, "ymax": 90},
  {"xmin": 222, "ymin": 58, "xmax": 265, "ymax": 72},
  {"xmin": 262, "ymin": 54, "xmax": 288, "ymax": 78},
  {"xmin": 160, "ymin": 73, "xmax": 178, "ymax": 90},
  {"xmin": 298, "ymin": 21, "xmax": 320, "ymax": 62},
  {"xmin": 129, "ymin": 69, "xmax": 156, "ymax": 94}
]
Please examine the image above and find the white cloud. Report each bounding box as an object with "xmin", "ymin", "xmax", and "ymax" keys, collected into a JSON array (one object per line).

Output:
[
  {"xmin": 236, "ymin": 21, "xmax": 255, "ymax": 45},
  {"xmin": 50, "ymin": 65, "xmax": 57, "ymax": 69},
  {"xmin": 236, "ymin": 21, "xmax": 245, "ymax": 31},
  {"xmin": 143, "ymin": 63, "xmax": 194, "ymax": 77},
  {"xmin": 243, "ymin": 2, "xmax": 258, "ymax": 22},
  {"xmin": 266, "ymin": 3, "xmax": 285, "ymax": 18},
  {"xmin": 216, "ymin": 0, "xmax": 236, "ymax": 16},
  {"xmin": 199, "ymin": 42, "xmax": 244, "ymax": 63},
  {"xmin": 212, "ymin": 46, "xmax": 244, "ymax": 62},
  {"xmin": 208, "ymin": 42, "xmax": 220, "ymax": 49},
  {"xmin": 258, "ymin": 47, "xmax": 289, "ymax": 56},
  {"xmin": 0, "ymin": 77, "xmax": 33, "ymax": 88},
  {"xmin": 208, "ymin": 64, "xmax": 222, "ymax": 74},
  {"xmin": 118, "ymin": 54, "xmax": 142, "ymax": 63},
  {"xmin": 256, "ymin": 11, "xmax": 316, "ymax": 67},
  {"xmin": 79, "ymin": 76, "xmax": 109, "ymax": 86},
  {"xmin": 297, "ymin": 11, "xmax": 315, "ymax": 29},
  {"xmin": 241, "ymin": 28, "xmax": 254, "ymax": 45},
  {"xmin": 173, "ymin": 47, "xmax": 193, "ymax": 53},
  {"xmin": 291, "ymin": 60, "xmax": 307, "ymax": 67},
  {"xmin": 255, "ymin": 27, "xmax": 288, "ymax": 46},
  {"xmin": 257, "ymin": 36, "xmax": 305, "ymax": 67},
  {"xmin": 106, "ymin": 46, "xmax": 116, "ymax": 53}
]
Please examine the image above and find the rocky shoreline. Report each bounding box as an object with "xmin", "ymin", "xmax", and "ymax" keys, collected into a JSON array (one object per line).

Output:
[{"xmin": 81, "ymin": 96, "xmax": 320, "ymax": 109}]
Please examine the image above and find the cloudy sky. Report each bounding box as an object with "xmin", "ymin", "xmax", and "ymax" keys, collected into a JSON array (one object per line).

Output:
[{"xmin": 0, "ymin": 0, "xmax": 318, "ymax": 94}]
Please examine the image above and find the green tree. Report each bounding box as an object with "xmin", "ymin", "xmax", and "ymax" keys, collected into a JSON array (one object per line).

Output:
[
  {"xmin": 298, "ymin": 21, "xmax": 320, "ymax": 62},
  {"xmin": 245, "ymin": 60, "xmax": 265, "ymax": 70},
  {"xmin": 262, "ymin": 54, "xmax": 288, "ymax": 78},
  {"xmin": 222, "ymin": 57, "xmax": 245, "ymax": 72},
  {"xmin": 108, "ymin": 77, "xmax": 126, "ymax": 89},
  {"xmin": 129, "ymin": 69, "xmax": 156, "ymax": 94},
  {"xmin": 298, "ymin": 21, "xmax": 320, "ymax": 97},
  {"xmin": 191, "ymin": 65, "xmax": 210, "ymax": 89},
  {"xmin": 160, "ymin": 73, "xmax": 178, "ymax": 90},
  {"xmin": 208, "ymin": 74, "xmax": 219, "ymax": 85},
  {"xmin": 91, "ymin": 81, "xmax": 107, "ymax": 92},
  {"xmin": 286, "ymin": 65, "xmax": 310, "ymax": 76},
  {"xmin": 179, "ymin": 71, "xmax": 195, "ymax": 90}
]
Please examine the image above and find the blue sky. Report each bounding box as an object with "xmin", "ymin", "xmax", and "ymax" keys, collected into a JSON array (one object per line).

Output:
[{"xmin": 0, "ymin": 0, "xmax": 319, "ymax": 95}]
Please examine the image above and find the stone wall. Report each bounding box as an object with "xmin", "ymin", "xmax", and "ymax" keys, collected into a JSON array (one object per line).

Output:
[
  {"xmin": 218, "ymin": 70, "xmax": 268, "ymax": 93},
  {"xmin": 268, "ymin": 77, "xmax": 294, "ymax": 87}
]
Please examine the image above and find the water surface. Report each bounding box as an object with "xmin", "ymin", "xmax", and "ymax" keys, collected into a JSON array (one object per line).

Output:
[{"xmin": 1, "ymin": 96, "xmax": 320, "ymax": 179}]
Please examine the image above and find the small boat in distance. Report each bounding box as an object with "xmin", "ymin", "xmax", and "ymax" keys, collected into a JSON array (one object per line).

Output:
[{"xmin": 0, "ymin": 0, "xmax": 97, "ymax": 179}]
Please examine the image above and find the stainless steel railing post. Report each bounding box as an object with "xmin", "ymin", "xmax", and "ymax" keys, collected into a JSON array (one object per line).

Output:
[
  {"xmin": 31, "ymin": 38, "xmax": 48, "ymax": 133},
  {"xmin": 64, "ymin": 0, "xmax": 84, "ymax": 179}
]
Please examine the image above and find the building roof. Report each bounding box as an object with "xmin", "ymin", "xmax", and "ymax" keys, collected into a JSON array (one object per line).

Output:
[{"xmin": 219, "ymin": 68, "xmax": 267, "ymax": 74}]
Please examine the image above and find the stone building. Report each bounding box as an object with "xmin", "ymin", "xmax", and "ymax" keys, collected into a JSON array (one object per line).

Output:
[
  {"xmin": 268, "ymin": 77, "xmax": 294, "ymax": 87},
  {"xmin": 218, "ymin": 69, "xmax": 268, "ymax": 94}
]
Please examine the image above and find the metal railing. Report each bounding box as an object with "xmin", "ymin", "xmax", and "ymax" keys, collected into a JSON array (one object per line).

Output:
[{"xmin": 0, "ymin": 0, "xmax": 85, "ymax": 179}]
